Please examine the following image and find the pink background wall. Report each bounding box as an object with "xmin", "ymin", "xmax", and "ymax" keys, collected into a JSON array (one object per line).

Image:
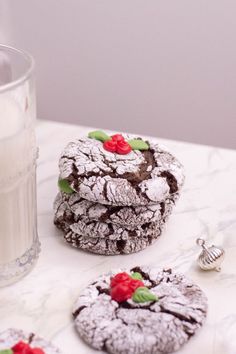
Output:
[{"xmin": 1, "ymin": 1, "xmax": 236, "ymax": 148}]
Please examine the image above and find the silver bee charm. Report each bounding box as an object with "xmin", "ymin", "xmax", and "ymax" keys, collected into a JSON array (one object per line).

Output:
[{"xmin": 196, "ymin": 238, "xmax": 225, "ymax": 271}]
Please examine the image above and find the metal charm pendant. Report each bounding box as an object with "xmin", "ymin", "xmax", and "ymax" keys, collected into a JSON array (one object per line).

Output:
[{"xmin": 196, "ymin": 238, "xmax": 225, "ymax": 271}]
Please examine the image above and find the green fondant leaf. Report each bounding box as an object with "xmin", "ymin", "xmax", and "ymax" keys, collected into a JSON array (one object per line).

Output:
[
  {"xmin": 58, "ymin": 179, "xmax": 74, "ymax": 194},
  {"xmin": 131, "ymin": 272, "xmax": 143, "ymax": 280},
  {"xmin": 0, "ymin": 350, "xmax": 13, "ymax": 354},
  {"xmin": 127, "ymin": 139, "xmax": 149, "ymax": 151},
  {"xmin": 88, "ymin": 130, "xmax": 111, "ymax": 142},
  {"xmin": 132, "ymin": 287, "xmax": 158, "ymax": 303}
]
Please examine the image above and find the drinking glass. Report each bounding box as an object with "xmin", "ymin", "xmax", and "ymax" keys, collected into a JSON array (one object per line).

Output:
[{"xmin": 0, "ymin": 45, "xmax": 40, "ymax": 286}]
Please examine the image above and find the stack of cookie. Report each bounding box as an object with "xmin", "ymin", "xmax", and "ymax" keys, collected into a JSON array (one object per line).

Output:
[{"xmin": 54, "ymin": 131, "xmax": 184, "ymax": 255}]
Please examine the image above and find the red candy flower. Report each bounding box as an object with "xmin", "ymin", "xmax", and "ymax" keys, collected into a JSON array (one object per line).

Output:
[
  {"xmin": 12, "ymin": 341, "xmax": 45, "ymax": 354},
  {"xmin": 89, "ymin": 130, "xmax": 150, "ymax": 155},
  {"xmin": 110, "ymin": 272, "xmax": 144, "ymax": 303},
  {"xmin": 103, "ymin": 134, "xmax": 131, "ymax": 155}
]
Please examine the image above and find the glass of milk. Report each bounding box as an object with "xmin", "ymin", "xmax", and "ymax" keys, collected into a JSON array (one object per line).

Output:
[{"xmin": 0, "ymin": 45, "xmax": 40, "ymax": 286}]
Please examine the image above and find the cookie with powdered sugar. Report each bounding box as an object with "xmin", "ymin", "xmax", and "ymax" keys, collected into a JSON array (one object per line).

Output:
[
  {"xmin": 0, "ymin": 328, "xmax": 61, "ymax": 354},
  {"xmin": 58, "ymin": 132, "xmax": 184, "ymax": 206},
  {"xmin": 60, "ymin": 224, "xmax": 162, "ymax": 255},
  {"xmin": 73, "ymin": 266, "xmax": 208, "ymax": 353},
  {"xmin": 54, "ymin": 191, "xmax": 177, "ymax": 230},
  {"xmin": 54, "ymin": 194, "xmax": 174, "ymax": 254}
]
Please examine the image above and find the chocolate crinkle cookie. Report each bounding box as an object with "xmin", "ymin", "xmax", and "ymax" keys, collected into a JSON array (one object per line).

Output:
[
  {"xmin": 73, "ymin": 266, "xmax": 208, "ymax": 354},
  {"xmin": 53, "ymin": 192, "xmax": 176, "ymax": 255},
  {"xmin": 0, "ymin": 328, "xmax": 61, "ymax": 354},
  {"xmin": 60, "ymin": 228, "xmax": 161, "ymax": 255},
  {"xmin": 54, "ymin": 192, "xmax": 178, "ymax": 229},
  {"xmin": 58, "ymin": 134, "xmax": 184, "ymax": 206}
]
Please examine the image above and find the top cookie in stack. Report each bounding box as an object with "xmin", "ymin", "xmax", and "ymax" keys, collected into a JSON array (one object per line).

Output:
[{"xmin": 54, "ymin": 131, "xmax": 185, "ymax": 255}]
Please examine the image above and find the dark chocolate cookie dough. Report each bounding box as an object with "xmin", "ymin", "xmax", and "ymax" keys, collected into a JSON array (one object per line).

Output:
[
  {"xmin": 73, "ymin": 266, "xmax": 208, "ymax": 353},
  {"xmin": 59, "ymin": 136, "xmax": 184, "ymax": 206}
]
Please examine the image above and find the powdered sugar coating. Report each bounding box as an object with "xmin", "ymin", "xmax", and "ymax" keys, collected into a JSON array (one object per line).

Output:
[
  {"xmin": 73, "ymin": 267, "xmax": 208, "ymax": 353},
  {"xmin": 54, "ymin": 192, "xmax": 175, "ymax": 254},
  {"xmin": 54, "ymin": 192, "xmax": 178, "ymax": 229},
  {"xmin": 64, "ymin": 219, "xmax": 164, "ymax": 241},
  {"xmin": 63, "ymin": 231, "xmax": 161, "ymax": 255},
  {"xmin": 0, "ymin": 328, "xmax": 61, "ymax": 354},
  {"xmin": 59, "ymin": 136, "xmax": 184, "ymax": 206}
]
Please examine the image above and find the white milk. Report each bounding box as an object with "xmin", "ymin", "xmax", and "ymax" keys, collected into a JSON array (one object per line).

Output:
[{"xmin": 0, "ymin": 94, "xmax": 37, "ymax": 264}]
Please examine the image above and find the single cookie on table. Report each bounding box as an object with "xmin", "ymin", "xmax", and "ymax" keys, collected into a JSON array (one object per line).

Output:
[
  {"xmin": 73, "ymin": 266, "xmax": 208, "ymax": 354},
  {"xmin": 54, "ymin": 192, "xmax": 177, "ymax": 229},
  {"xmin": 0, "ymin": 328, "xmax": 61, "ymax": 354},
  {"xmin": 58, "ymin": 131, "xmax": 185, "ymax": 206}
]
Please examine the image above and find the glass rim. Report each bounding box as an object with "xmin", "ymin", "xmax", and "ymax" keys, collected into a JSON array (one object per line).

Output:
[{"xmin": 0, "ymin": 44, "xmax": 34, "ymax": 93}]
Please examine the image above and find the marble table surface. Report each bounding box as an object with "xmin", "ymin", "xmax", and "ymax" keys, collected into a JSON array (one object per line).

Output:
[{"xmin": 0, "ymin": 120, "xmax": 236, "ymax": 354}]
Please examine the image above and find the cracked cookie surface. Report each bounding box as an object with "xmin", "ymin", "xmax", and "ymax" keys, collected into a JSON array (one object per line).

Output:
[
  {"xmin": 59, "ymin": 136, "xmax": 184, "ymax": 206},
  {"xmin": 54, "ymin": 193, "xmax": 175, "ymax": 254},
  {"xmin": 60, "ymin": 228, "xmax": 162, "ymax": 255},
  {"xmin": 0, "ymin": 328, "xmax": 61, "ymax": 354},
  {"xmin": 73, "ymin": 266, "xmax": 208, "ymax": 353},
  {"xmin": 54, "ymin": 191, "xmax": 177, "ymax": 230}
]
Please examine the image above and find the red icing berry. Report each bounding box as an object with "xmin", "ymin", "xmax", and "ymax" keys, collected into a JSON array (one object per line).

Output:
[
  {"xmin": 116, "ymin": 140, "xmax": 132, "ymax": 155},
  {"xmin": 111, "ymin": 283, "xmax": 133, "ymax": 302},
  {"xmin": 110, "ymin": 272, "xmax": 131, "ymax": 288},
  {"xmin": 12, "ymin": 341, "xmax": 45, "ymax": 354},
  {"xmin": 129, "ymin": 279, "xmax": 145, "ymax": 292},
  {"xmin": 103, "ymin": 140, "xmax": 116, "ymax": 152},
  {"xmin": 111, "ymin": 134, "xmax": 124, "ymax": 142}
]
